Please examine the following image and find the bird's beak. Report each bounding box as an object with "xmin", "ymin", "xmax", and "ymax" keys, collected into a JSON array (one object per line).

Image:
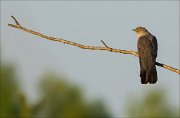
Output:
[{"xmin": 132, "ymin": 29, "xmax": 136, "ymax": 31}]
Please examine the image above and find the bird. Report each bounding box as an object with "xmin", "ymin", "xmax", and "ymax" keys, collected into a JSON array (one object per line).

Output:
[{"xmin": 133, "ymin": 27, "xmax": 158, "ymax": 84}]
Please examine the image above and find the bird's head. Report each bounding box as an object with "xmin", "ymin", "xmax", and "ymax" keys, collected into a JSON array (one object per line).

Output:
[{"xmin": 133, "ymin": 26, "xmax": 149, "ymax": 38}]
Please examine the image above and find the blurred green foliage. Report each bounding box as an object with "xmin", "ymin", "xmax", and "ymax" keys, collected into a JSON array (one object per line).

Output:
[
  {"xmin": 0, "ymin": 64, "xmax": 111, "ymax": 118},
  {"xmin": 0, "ymin": 64, "xmax": 31, "ymax": 118},
  {"xmin": 1, "ymin": 63, "xmax": 179, "ymax": 118},
  {"xmin": 32, "ymin": 73, "xmax": 110, "ymax": 118},
  {"xmin": 125, "ymin": 88, "xmax": 179, "ymax": 117},
  {"xmin": 0, "ymin": 64, "xmax": 16, "ymax": 118}
]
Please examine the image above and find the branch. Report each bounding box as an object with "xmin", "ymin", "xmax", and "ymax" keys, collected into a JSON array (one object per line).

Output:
[{"xmin": 8, "ymin": 16, "xmax": 180, "ymax": 74}]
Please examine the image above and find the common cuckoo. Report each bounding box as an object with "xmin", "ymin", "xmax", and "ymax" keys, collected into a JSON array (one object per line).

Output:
[{"xmin": 133, "ymin": 27, "xmax": 158, "ymax": 84}]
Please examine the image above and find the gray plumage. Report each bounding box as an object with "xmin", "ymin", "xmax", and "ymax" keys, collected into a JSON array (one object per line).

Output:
[{"xmin": 134, "ymin": 27, "xmax": 158, "ymax": 84}]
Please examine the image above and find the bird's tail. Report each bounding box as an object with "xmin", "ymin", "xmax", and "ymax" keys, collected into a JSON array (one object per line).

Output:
[
  {"xmin": 147, "ymin": 66, "xmax": 158, "ymax": 84},
  {"xmin": 140, "ymin": 70, "xmax": 148, "ymax": 84}
]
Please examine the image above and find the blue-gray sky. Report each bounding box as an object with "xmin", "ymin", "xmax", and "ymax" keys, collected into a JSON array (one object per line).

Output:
[{"xmin": 1, "ymin": 1, "xmax": 179, "ymax": 116}]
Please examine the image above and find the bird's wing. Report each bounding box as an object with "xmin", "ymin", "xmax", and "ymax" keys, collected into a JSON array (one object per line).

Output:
[
  {"xmin": 137, "ymin": 36, "xmax": 155, "ymax": 70},
  {"xmin": 149, "ymin": 35, "xmax": 158, "ymax": 58}
]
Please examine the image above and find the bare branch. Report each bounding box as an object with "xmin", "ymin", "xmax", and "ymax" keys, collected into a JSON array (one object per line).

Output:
[{"xmin": 8, "ymin": 16, "xmax": 180, "ymax": 74}]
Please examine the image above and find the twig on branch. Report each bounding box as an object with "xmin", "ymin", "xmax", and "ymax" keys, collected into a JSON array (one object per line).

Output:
[
  {"xmin": 11, "ymin": 16, "xmax": 21, "ymax": 26},
  {"xmin": 101, "ymin": 40, "xmax": 109, "ymax": 48},
  {"xmin": 8, "ymin": 16, "xmax": 180, "ymax": 74}
]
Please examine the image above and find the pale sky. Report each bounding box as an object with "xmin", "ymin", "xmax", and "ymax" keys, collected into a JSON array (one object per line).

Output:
[{"xmin": 1, "ymin": 1, "xmax": 179, "ymax": 116}]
